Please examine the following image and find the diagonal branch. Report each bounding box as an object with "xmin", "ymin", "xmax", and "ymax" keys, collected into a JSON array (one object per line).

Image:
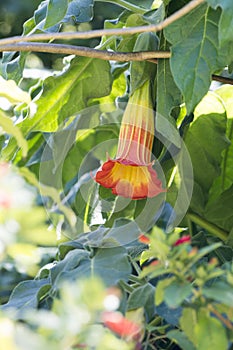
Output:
[
  {"xmin": 0, "ymin": 0, "xmax": 205, "ymax": 45},
  {"xmin": 1, "ymin": 43, "xmax": 232, "ymax": 88},
  {"xmin": 1, "ymin": 43, "xmax": 232, "ymax": 87},
  {"xmin": 0, "ymin": 43, "xmax": 171, "ymax": 61}
]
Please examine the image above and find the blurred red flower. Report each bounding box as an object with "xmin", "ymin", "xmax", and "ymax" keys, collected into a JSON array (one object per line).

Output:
[
  {"xmin": 102, "ymin": 311, "xmax": 141, "ymax": 341},
  {"xmin": 174, "ymin": 235, "xmax": 191, "ymax": 246}
]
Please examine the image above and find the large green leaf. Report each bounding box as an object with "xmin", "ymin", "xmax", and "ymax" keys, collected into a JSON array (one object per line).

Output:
[
  {"xmin": 164, "ymin": 4, "xmax": 225, "ymax": 113},
  {"xmin": 184, "ymin": 92, "xmax": 229, "ymax": 212},
  {"xmin": 20, "ymin": 57, "xmax": 112, "ymax": 133},
  {"xmin": 50, "ymin": 246, "xmax": 132, "ymax": 286}
]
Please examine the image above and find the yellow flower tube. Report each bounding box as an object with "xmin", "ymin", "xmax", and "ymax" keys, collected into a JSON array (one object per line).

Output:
[{"xmin": 95, "ymin": 80, "xmax": 165, "ymax": 199}]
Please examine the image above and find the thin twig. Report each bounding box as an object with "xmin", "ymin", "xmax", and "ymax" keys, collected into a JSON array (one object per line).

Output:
[
  {"xmin": 0, "ymin": 0, "xmax": 205, "ymax": 45},
  {"xmin": 0, "ymin": 42, "xmax": 171, "ymax": 61},
  {"xmin": 208, "ymin": 304, "xmax": 233, "ymax": 331},
  {"xmin": 148, "ymin": 60, "xmax": 233, "ymax": 84},
  {"xmin": 212, "ymin": 74, "xmax": 233, "ymax": 85}
]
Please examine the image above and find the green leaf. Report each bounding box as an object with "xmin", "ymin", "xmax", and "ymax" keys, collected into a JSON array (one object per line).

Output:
[
  {"xmin": 167, "ymin": 330, "xmax": 196, "ymax": 350},
  {"xmin": 130, "ymin": 32, "xmax": 158, "ymax": 93},
  {"xmin": 180, "ymin": 308, "xmax": 197, "ymax": 347},
  {"xmin": 64, "ymin": 0, "xmax": 94, "ymax": 23},
  {"xmin": 50, "ymin": 246, "xmax": 132, "ymax": 286},
  {"xmin": 207, "ymin": 85, "xmax": 233, "ymax": 200},
  {"xmin": 204, "ymin": 184, "xmax": 233, "ymax": 232},
  {"xmin": 199, "ymin": 86, "xmax": 233, "ymax": 233},
  {"xmin": 37, "ymin": 0, "xmax": 94, "ymax": 30},
  {"xmin": 155, "ymin": 277, "xmax": 174, "ymax": 306},
  {"xmin": 202, "ymin": 281, "xmax": 233, "ymax": 306},
  {"xmin": 206, "ymin": 0, "xmax": 233, "ymax": 50},
  {"xmin": 0, "ymin": 266, "xmax": 28, "ymax": 305},
  {"xmin": 127, "ymin": 284, "xmax": 155, "ymax": 320},
  {"xmin": 44, "ymin": 0, "xmax": 68, "ymax": 28},
  {"xmin": 164, "ymin": 4, "xmax": 224, "ymax": 113},
  {"xmin": 184, "ymin": 92, "xmax": 229, "ymax": 211},
  {"xmin": 0, "ymin": 110, "xmax": 28, "ymax": 158},
  {"xmin": 164, "ymin": 281, "xmax": 192, "ymax": 308},
  {"xmin": 143, "ymin": 3, "xmax": 165, "ymax": 25},
  {"xmin": 20, "ymin": 57, "xmax": 111, "ymax": 133},
  {"xmin": 229, "ymin": 61, "xmax": 233, "ymax": 74},
  {"xmin": 2, "ymin": 279, "xmax": 51, "ymax": 312},
  {"xmin": 195, "ymin": 309, "xmax": 228, "ymax": 350},
  {"xmin": 156, "ymin": 35, "xmax": 182, "ymax": 147}
]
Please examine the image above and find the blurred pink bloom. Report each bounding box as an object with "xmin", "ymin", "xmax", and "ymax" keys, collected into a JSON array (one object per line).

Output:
[{"xmin": 174, "ymin": 235, "xmax": 191, "ymax": 246}]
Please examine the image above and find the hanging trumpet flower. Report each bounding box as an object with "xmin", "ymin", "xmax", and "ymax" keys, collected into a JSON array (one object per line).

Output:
[{"xmin": 95, "ymin": 80, "xmax": 165, "ymax": 200}]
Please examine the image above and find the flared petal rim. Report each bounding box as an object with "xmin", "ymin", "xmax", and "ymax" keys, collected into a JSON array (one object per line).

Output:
[{"xmin": 95, "ymin": 159, "xmax": 165, "ymax": 200}]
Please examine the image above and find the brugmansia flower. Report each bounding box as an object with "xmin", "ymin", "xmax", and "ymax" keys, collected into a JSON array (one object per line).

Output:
[{"xmin": 95, "ymin": 80, "xmax": 165, "ymax": 199}]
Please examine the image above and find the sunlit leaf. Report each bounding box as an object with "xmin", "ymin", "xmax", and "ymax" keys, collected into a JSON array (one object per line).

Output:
[
  {"xmin": 19, "ymin": 57, "xmax": 111, "ymax": 133},
  {"xmin": 0, "ymin": 110, "xmax": 28, "ymax": 157},
  {"xmin": 0, "ymin": 76, "xmax": 31, "ymax": 104}
]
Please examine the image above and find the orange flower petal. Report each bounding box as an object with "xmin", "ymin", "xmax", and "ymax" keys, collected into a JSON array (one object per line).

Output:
[{"xmin": 95, "ymin": 159, "xmax": 165, "ymax": 200}]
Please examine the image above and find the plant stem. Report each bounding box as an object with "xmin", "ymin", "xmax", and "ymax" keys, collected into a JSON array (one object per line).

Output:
[
  {"xmin": 96, "ymin": 0, "xmax": 146, "ymax": 14},
  {"xmin": 187, "ymin": 212, "xmax": 228, "ymax": 241},
  {"xmin": 0, "ymin": 43, "xmax": 170, "ymax": 61},
  {"xmin": 212, "ymin": 74, "xmax": 233, "ymax": 85},
  {"xmin": 208, "ymin": 304, "xmax": 233, "ymax": 330}
]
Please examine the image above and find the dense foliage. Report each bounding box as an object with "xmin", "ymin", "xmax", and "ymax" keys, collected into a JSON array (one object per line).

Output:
[{"xmin": 0, "ymin": 1, "xmax": 233, "ymax": 349}]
